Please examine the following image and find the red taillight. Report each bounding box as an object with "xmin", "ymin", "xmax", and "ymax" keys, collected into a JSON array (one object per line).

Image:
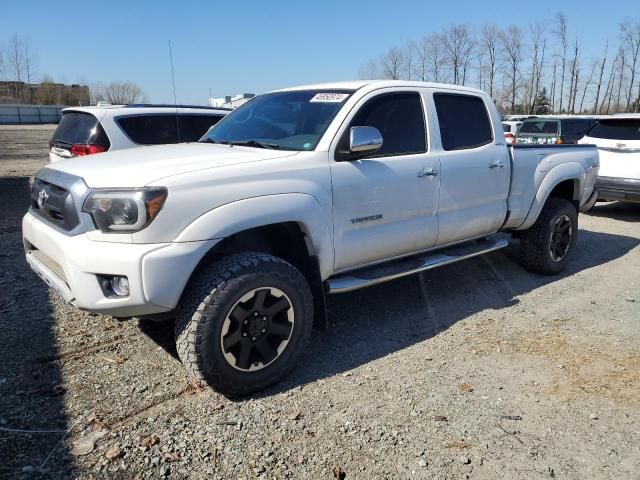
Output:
[
  {"xmin": 70, "ymin": 144, "xmax": 107, "ymax": 156},
  {"xmin": 555, "ymin": 138, "xmax": 564, "ymax": 145}
]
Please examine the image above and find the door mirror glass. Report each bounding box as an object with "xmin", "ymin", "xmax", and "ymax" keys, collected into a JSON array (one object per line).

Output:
[{"xmin": 349, "ymin": 126, "xmax": 383, "ymax": 154}]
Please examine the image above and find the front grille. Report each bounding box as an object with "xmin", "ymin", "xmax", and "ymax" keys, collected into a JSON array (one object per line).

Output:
[{"xmin": 30, "ymin": 178, "xmax": 80, "ymax": 231}]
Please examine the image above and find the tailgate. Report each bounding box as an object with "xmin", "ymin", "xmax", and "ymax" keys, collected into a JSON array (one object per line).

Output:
[{"xmin": 588, "ymin": 138, "xmax": 640, "ymax": 179}]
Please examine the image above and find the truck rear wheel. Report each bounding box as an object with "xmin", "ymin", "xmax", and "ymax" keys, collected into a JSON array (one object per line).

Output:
[
  {"xmin": 517, "ymin": 197, "xmax": 578, "ymax": 275},
  {"xmin": 175, "ymin": 252, "xmax": 313, "ymax": 397}
]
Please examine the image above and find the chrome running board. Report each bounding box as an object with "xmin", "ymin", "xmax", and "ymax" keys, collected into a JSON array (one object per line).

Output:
[{"xmin": 328, "ymin": 236, "xmax": 509, "ymax": 294}]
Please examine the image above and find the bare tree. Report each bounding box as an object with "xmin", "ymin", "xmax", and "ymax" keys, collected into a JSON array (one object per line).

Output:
[
  {"xmin": 601, "ymin": 60, "xmax": 616, "ymax": 113},
  {"xmin": 476, "ymin": 46, "xmax": 485, "ymax": 91},
  {"xmin": 527, "ymin": 22, "xmax": 546, "ymax": 113},
  {"xmin": 380, "ymin": 48, "xmax": 404, "ymax": 80},
  {"xmin": 615, "ymin": 47, "xmax": 626, "ymax": 110},
  {"xmin": 23, "ymin": 40, "xmax": 35, "ymax": 103},
  {"xmin": 442, "ymin": 24, "xmax": 474, "ymax": 85},
  {"xmin": 89, "ymin": 82, "xmax": 105, "ymax": 105},
  {"xmin": 36, "ymin": 75, "xmax": 61, "ymax": 104},
  {"xmin": 358, "ymin": 59, "xmax": 380, "ymax": 80},
  {"xmin": 0, "ymin": 35, "xmax": 37, "ymax": 103},
  {"xmin": 621, "ymin": 21, "xmax": 640, "ymax": 110},
  {"xmin": 461, "ymin": 36, "xmax": 476, "ymax": 86},
  {"xmin": 0, "ymin": 49, "xmax": 8, "ymax": 101},
  {"xmin": 579, "ymin": 58, "xmax": 598, "ymax": 112},
  {"xmin": 357, "ymin": 11, "xmax": 640, "ymax": 114},
  {"xmin": 403, "ymin": 42, "xmax": 417, "ymax": 80},
  {"xmin": 500, "ymin": 25, "xmax": 524, "ymax": 114},
  {"xmin": 413, "ymin": 36, "xmax": 429, "ymax": 81},
  {"xmin": 567, "ymin": 39, "xmax": 580, "ymax": 113},
  {"xmin": 550, "ymin": 55, "xmax": 558, "ymax": 111},
  {"xmin": 94, "ymin": 81, "xmax": 148, "ymax": 105},
  {"xmin": 593, "ymin": 41, "xmax": 608, "ymax": 113},
  {"xmin": 426, "ymin": 33, "xmax": 444, "ymax": 82},
  {"xmin": 553, "ymin": 13, "xmax": 569, "ymax": 112},
  {"xmin": 8, "ymin": 35, "xmax": 25, "ymax": 101}
]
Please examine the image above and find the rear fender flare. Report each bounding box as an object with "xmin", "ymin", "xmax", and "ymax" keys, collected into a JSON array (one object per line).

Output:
[{"xmin": 517, "ymin": 162, "xmax": 584, "ymax": 230}]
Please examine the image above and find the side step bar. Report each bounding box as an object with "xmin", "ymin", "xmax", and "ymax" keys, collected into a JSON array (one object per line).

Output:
[{"xmin": 328, "ymin": 236, "xmax": 509, "ymax": 294}]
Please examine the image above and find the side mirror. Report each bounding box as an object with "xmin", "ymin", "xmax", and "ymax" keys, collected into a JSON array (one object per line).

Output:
[{"xmin": 349, "ymin": 126, "xmax": 383, "ymax": 155}]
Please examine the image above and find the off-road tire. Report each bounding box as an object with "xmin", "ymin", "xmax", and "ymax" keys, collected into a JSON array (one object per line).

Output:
[
  {"xmin": 175, "ymin": 252, "xmax": 313, "ymax": 397},
  {"xmin": 518, "ymin": 197, "xmax": 578, "ymax": 275}
]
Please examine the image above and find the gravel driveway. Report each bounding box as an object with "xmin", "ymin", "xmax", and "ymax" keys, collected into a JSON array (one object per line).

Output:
[{"xmin": 1, "ymin": 125, "xmax": 639, "ymax": 479}]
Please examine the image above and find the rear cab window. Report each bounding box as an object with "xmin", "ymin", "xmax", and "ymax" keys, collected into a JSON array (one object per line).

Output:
[
  {"xmin": 433, "ymin": 93, "xmax": 493, "ymax": 150},
  {"xmin": 587, "ymin": 119, "xmax": 640, "ymax": 140},
  {"xmin": 51, "ymin": 111, "xmax": 110, "ymax": 150},
  {"xmin": 518, "ymin": 120, "xmax": 559, "ymax": 136}
]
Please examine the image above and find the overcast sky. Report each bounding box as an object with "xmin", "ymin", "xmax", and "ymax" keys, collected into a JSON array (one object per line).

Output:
[{"xmin": 2, "ymin": 0, "xmax": 638, "ymax": 104}]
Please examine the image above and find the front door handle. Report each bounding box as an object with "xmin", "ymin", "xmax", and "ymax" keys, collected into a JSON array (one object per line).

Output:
[
  {"xmin": 417, "ymin": 168, "xmax": 438, "ymax": 178},
  {"xmin": 489, "ymin": 161, "xmax": 505, "ymax": 169}
]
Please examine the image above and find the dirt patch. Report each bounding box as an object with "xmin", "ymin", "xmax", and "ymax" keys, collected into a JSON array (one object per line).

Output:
[{"xmin": 517, "ymin": 332, "xmax": 640, "ymax": 403}]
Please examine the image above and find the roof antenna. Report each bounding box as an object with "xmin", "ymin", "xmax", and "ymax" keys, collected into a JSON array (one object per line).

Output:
[{"xmin": 168, "ymin": 40, "xmax": 181, "ymax": 143}]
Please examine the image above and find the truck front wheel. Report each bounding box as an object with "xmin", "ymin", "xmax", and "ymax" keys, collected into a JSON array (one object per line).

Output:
[
  {"xmin": 517, "ymin": 197, "xmax": 578, "ymax": 275},
  {"xmin": 175, "ymin": 252, "xmax": 313, "ymax": 397}
]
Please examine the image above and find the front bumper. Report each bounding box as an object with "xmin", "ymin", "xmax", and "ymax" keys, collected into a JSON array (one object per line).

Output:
[
  {"xmin": 22, "ymin": 212, "xmax": 217, "ymax": 317},
  {"xmin": 596, "ymin": 176, "xmax": 640, "ymax": 203}
]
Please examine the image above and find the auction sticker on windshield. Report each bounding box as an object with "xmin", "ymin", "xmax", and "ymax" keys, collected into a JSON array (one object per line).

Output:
[{"xmin": 310, "ymin": 93, "xmax": 349, "ymax": 103}]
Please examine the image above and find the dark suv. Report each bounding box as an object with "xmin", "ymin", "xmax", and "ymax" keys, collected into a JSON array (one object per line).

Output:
[{"xmin": 516, "ymin": 117, "xmax": 599, "ymax": 145}]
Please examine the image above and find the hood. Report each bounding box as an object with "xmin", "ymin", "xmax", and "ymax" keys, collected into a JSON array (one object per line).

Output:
[{"xmin": 45, "ymin": 143, "xmax": 299, "ymax": 188}]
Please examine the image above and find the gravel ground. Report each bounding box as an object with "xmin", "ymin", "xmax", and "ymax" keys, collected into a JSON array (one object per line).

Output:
[{"xmin": 0, "ymin": 124, "xmax": 639, "ymax": 480}]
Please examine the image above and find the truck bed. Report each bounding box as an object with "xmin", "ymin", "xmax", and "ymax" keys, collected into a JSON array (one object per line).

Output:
[{"xmin": 503, "ymin": 143, "xmax": 599, "ymax": 230}]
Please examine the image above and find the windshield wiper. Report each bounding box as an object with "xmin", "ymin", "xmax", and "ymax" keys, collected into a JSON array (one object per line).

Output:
[
  {"xmin": 230, "ymin": 139, "xmax": 280, "ymax": 150},
  {"xmin": 200, "ymin": 138, "xmax": 230, "ymax": 145}
]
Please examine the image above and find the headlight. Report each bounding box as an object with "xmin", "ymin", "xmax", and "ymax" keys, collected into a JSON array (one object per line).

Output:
[{"xmin": 83, "ymin": 188, "xmax": 167, "ymax": 233}]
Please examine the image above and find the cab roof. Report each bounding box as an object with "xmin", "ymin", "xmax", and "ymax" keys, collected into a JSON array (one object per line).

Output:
[{"xmin": 275, "ymin": 80, "xmax": 487, "ymax": 96}]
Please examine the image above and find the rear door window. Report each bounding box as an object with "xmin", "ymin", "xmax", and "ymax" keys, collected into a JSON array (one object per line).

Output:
[
  {"xmin": 433, "ymin": 93, "xmax": 493, "ymax": 150},
  {"xmin": 51, "ymin": 111, "xmax": 110, "ymax": 149},
  {"xmin": 587, "ymin": 119, "xmax": 640, "ymax": 140},
  {"xmin": 116, "ymin": 115, "xmax": 180, "ymax": 144},
  {"xmin": 178, "ymin": 114, "xmax": 224, "ymax": 141}
]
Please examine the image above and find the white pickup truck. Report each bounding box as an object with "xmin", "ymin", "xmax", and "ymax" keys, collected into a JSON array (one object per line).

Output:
[{"xmin": 23, "ymin": 81, "xmax": 599, "ymax": 396}]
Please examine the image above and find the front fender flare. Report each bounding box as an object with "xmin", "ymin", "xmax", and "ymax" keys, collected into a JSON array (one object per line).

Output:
[{"xmin": 175, "ymin": 193, "xmax": 334, "ymax": 279}]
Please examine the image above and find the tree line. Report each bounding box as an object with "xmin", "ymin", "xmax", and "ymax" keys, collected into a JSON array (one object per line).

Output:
[
  {"xmin": 0, "ymin": 34, "xmax": 148, "ymax": 105},
  {"xmin": 359, "ymin": 13, "xmax": 640, "ymax": 115}
]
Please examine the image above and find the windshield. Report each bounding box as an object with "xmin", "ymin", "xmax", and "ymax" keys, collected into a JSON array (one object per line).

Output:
[
  {"xmin": 519, "ymin": 120, "xmax": 559, "ymax": 135},
  {"xmin": 200, "ymin": 90, "xmax": 353, "ymax": 151}
]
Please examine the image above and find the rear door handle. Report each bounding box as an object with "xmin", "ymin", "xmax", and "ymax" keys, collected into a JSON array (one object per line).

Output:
[
  {"xmin": 489, "ymin": 161, "xmax": 505, "ymax": 169},
  {"xmin": 417, "ymin": 168, "xmax": 438, "ymax": 178}
]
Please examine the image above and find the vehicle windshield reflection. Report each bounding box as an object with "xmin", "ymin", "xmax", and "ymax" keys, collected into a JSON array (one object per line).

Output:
[{"xmin": 200, "ymin": 90, "xmax": 353, "ymax": 151}]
